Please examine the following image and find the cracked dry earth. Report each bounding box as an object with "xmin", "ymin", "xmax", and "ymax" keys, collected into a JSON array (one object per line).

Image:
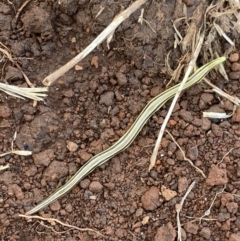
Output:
[{"xmin": 1, "ymin": 0, "xmax": 240, "ymax": 241}]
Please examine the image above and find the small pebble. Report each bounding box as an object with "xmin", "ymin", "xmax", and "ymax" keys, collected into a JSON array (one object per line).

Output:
[{"xmin": 89, "ymin": 181, "xmax": 103, "ymax": 193}]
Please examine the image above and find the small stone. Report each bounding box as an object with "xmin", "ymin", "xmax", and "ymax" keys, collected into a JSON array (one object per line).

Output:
[
  {"xmin": 201, "ymin": 118, "xmax": 211, "ymax": 131},
  {"xmin": 199, "ymin": 93, "xmax": 214, "ymax": 109},
  {"xmin": 187, "ymin": 146, "xmax": 198, "ymax": 160},
  {"xmin": 67, "ymin": 141, "xmax": 78, "ymax": 152},
  {"xmin": 0, "ymin": 105, "xmax": 11, "ymax": 118},
  {"xmin": 221, "ymin": 193, "xmax": 234, "ymax": 206},
  {"xmin": 169, "ymin": 119, "xmax": 177, "ymax": 126},
  {"xmin": 206, "ymin": 164, "xmax": 228, "ymax": 186},
  {"xmin": 218, "ymin": 212, "xmax": 230, "ymax": 222},
  {"xmin": 43, "ymin": 161, "xmax": 68, "ymax": 181},
  {"xmin": 104, "ymin": 182, "xmax": 115, "ymax": 190},
  {"xmin": 135, "ymin": 208, "xmax": 143, "ymax": 217},
  {"xmin": 154, "ymin": 222, "xmax": 176, "ymax": 241},
  {"xmin": 25, "ymin": 166, "xmax": 38, "ymax": 177},
  {"xmin": 178, "ymin": 177, "xmax": 188, "ymax": 193},
  {"xmin": 91, "ymin": 56, "xmax": 99, "ymax": 68},
  {"xmin": 75, "ymin": 64, "xmax": 83, "ymax": 70},
  {"xmin": 65, "ymin": 203, "xmax": 73, "ymax": 213},
  {"xmin": 71, "ymin": 37, "xmax": 76, "ymax": 43},
  {"xmin": 229, "ymin": 233, "xmax": 240, "ymax": 241},
  {"xmin": 211, "ymin": 124, "xmax": 223, "ymax": 137},
  {"xmin": 106, "ymin": 226, "xmax": 114, "ymax": 236},
  {"xmin": 192, "ymin": 117, "xmax": 202, "ymax": 127},
  {"xmin": 0, "ymin": 3, "xmax": 11, "ymax": 14},
  {"xmin": 99, "ymin": 91, "xmax": 114, "ymax": 106},
  {"xmin": 78, "ymin": 150, "xmax": 92, "ymax": 161},
  {"xmin": 50, "ymin": 200, "xmax": 61, "ymax": 212},
  {"xmin": 179, "ymin": 109, "xmax": 193, "ymax": 122},
  {"xmin": 142, "ymin": 216, "xmax": 150, "ymax": 225},
  {"xmin": 181, "ymin": 228, "xmax": 187, "ymax": 241},
  {"xmin": 166, "ymin": 158, "xmax": 175, "ymax": 166},
  {"xmin": 5, "ymin": 66, "xmax": 23, "ymax": 81},
  {"xmin": 229, "ymin": 53, "xmax": 239, "ymax": 62},
  {"xmin": 33, "ymin": 149, "xmax": 55, "ymax": 167},
  {"xmin": 232, "ymin": 149, "xmax": 240, "ymax": 157},
  {"xmin": 184, "ymin": 222, "xmax": 198, "ymax": 234},
  {"xmin": 80, "ymin": 179, "xmax": 90, "ymax": 189},
  {"xmin": 150, "ymin": 170, "xmax": 158, "ymax": 179},
  {"xmin": 116, "ymin": 72, "xmax": 127, "ymax": 85},
  {"xmin": 8, "ymin": 184, "xmax": 24, "ymax": 200},
  {"xmin": 161, "ymin": 185, "xmax": 177, "ymax": 201},
  {"xmin": 150, "ymin": 86, "xmax": 161, "ymax": 97},
  {"xmin": 199, "ymin": 227, "xmax": 211, "ymax": 239},
  {"xmin": 229, "ymin": 71, "xmax": 240, "ymax": 80},
  {"xmin": 141, "ymin": 186, "xmax": 160, "ymax": 211},
  {"xmin": 168, "ymin": 142, "xmax": 177, "ymax": 155},
  {"xmin": 89, "ymin": 181, "xmax": 103, "ymax": 193},
  {"xmin": 235, "ymin": 217, "xmax": 240, "ymax": 229},
  {"xmin": 221, "ymin": 219, "xmax": 231, "ymax": 231},
  {"xmin": 115, "ymin": 228, "xmax": 126, "ymax": 238},
  {"xmin": 64, "ymin": 89, "xmax": 74, "ymax": 97},
  {"xmin": 226, "ymin": 202, "xmax": 238, "ymax": 214},
  {"xmin": 233, "ymin": 106, "xmax": 240, "ymax": 122},
  {"xmin": 111, "ymin": 157, "xmax": 122, "ymax": 174},
  {"xmin": 232, "ymin": 63, "xmax": 240, "ymax": 71}
]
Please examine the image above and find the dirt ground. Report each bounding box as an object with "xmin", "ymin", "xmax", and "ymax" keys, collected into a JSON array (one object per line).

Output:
[{"xmin": 1, "ymin": 0, "xmax": 240, "ymax": 240}]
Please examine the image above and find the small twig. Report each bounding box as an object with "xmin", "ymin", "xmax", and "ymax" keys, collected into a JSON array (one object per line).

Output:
[
  {"xmin": 166, "ymin": 130, "xmax": 206, "ymax": 178},
  {"xmin": 0, "ymin": 164, "xmax": 10, "ymax": 171},
  {"xmin": 176, "ymin": 181, "xmax": 196, "ymax": 241},
  {"xmin": 173, "ymin": 17, "xmax": 186, "ymax": 42},
  {"xmin": 15, "ymin": 0, "xmax": 33, "ymax": 23},
  {"xmin": 217, "ymin": 148, "xmax": 234, "ymax": 166},
  {"xmin": 0, "ymin": 131, "xmax": 32, "ymax": 157},
  {"xmin": 198, "ymin": 184, "xmax": 226, "ymax": 223},
  {"xmin": 19, "ymin": 214, "xmax": 103, "ymax": 236},
  {"xmin": 149, "ymin": 23, "xmax": 206, "ymax": 171},
  {"xmin": 213, "ymin": 22, "xmax": 235, "ymax": 47},
  {"xmin": 185, "ymin": 216, "xmax": 218, "ymax": 222},
  {"xmin": 138, "ymin": 8, "xmax": 144, "ymax": 24},
  {"xmin": 95, "ymin": 5, "xmax": 105, "ymax": 19},
  {"xmin": 203, "ymin": 77, "xmax": 240, "ymax": 105},
  {"xmin": 36, "ymin": 221, "xmax": 74, "ymax": 234},
  {"xmin": 42, "ymin": 0, "xmax": 147, "ymax": 86}
]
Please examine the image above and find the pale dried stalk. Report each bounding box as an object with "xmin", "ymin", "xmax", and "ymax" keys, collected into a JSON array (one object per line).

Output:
[
  {"xmin": 176, "ymin": 181, "xmax": 196, "ymax": 241},
  {"xmin": 149, "ymin": 30, "xmax": 205, "ymax": 171},
  {"xmin": 0, "ymin": 131, "xmax": 32, "ymax": 157},
  {"xmin": 42, "ymin": 0, "xmax": 147, "ymax": 86},
  {"xmin": 203, "ymin": 77, "xmax": 240, "ymax": 105},
  {"xmin": 19, "ymin": 214, "xmax": 102, "ymax": 236},
  {"xmin": 166, "ymin": 130, "xmax": 206, "ymax": 178}
]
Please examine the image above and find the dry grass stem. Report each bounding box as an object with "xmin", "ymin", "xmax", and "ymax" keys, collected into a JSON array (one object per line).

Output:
[
  {"xmin": 176, "ymin": 181, "xmax": 196, "ymax": 241},
  {"xmin": 202, "ymin": 110, "xmax": 235, "ymax": 119},
  {"xmin": 0, "ymin": 132, "xmax": 32, "ymax": 157},
  {"xmin": 0, "ymin": 42, "xmax": 47, "ymax": 102},
  {"xmin": 166, "ymin": 130, "xmax": 206, "ymax": 178},
  {"xmin": 198, "ymin": 184, "xmax": 226, "ymax": 223},
  {"xmin": 42, "ymin": 0, "xmax": 147, "ymax": 86},
  {"xmin": 19, "ymin": 214, "xmax": 103, "ymax": 236},
  {"xmin": 214, "ymin": 22, "xmax": 235, "ymax": 47},
  {"xmin": 217, "ymin": 148, "xmax": 234, "ymax": 166},
  {"xmin": 0, "ymin": 82, "xmax": 48, "ymax": 101},
  {"xmin": 149, "ymin": 28, "xmax": 205, "ymax": 171},
  {"xmin": 15, "ymin": 0, "xmax": 33, "ymax": 22},
  {"xmin": 203, "ymin": 77, "xmax": 240, "ymax": 105},
  {"xmin": 138, "ymin": 8, "xmax": 144, "ymax": 24},
  {"xmin": 35, "ymin": 220, "xmax": 74, "ymax": 234},
  {"xmin": 95, "ymin": 5, "xmax": 105, "ymax": 19},
  {"xmin": 0, "ymin": 164, "xmax": 10, "ymax": 171}
]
